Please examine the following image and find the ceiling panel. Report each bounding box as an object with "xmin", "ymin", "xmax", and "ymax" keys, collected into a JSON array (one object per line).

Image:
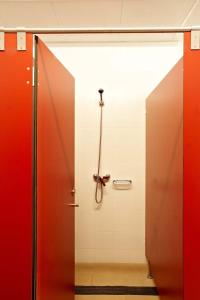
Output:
[
  {"xmin": 0, "ymin": 2, "xmax": 59, "ymax": 27},
  {"xmin": 53, "ymin": 0, "xmax": 122, "ymax": 27},
  {"xmin": 121, "ymin": 0, "xmax": 197, "ymax": 26},
  {"xmin": 0, "ymin": 0, "xmax": 199, "ymax": 29},
  {"xmin": 184, "ymin": 0, "xmax": 200, "ymax": 25}
]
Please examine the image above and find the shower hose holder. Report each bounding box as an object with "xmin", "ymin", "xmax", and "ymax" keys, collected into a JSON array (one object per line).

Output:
[{"xmin": 93, "ymin": 174, "xmax": 110, "ymax": 186}]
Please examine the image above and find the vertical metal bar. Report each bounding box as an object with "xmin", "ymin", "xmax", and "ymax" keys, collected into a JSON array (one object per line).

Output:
[
  {"xmin": 0, "ymin": 26, "xmax": 197, "ymax": 34},
  {"xmin": 32, "ymin": 35, "xmax": 39, "ymax": 300}
]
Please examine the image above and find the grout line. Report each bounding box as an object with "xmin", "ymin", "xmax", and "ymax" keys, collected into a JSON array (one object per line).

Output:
[
  {"xmin": 50, "ymin": 1, "xmax": 62, "ymax": 27},
  {"xmin": 90, "ymin": 266, "xmax": 94, "ymax": 286}
]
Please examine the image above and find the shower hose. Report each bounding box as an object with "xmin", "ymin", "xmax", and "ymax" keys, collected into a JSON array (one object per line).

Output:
[{"xmin": 95, "ymin": 90, "xmax": 104, "ymax": 204}]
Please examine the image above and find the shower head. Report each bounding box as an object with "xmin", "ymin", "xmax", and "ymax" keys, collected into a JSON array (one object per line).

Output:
[
  {"xmin": 98, "ymin": 89, "xmax": 104, "ymax": 94},
  {"xmin": 98, "ymin": 89, "xmax": 104, "ymax": 106}
]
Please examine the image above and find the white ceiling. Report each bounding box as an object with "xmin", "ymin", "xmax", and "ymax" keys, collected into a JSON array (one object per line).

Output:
[{"xmin": 0, "ymin": 0, "xmax": 199, "ymax": 28}]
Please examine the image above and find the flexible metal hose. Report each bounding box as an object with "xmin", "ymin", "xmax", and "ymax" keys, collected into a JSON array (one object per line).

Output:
[{"xmin": 95, "ymin": 97, "xmax": 104, "ymax": 204}]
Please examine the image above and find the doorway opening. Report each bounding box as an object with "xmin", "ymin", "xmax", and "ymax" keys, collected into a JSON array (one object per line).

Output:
[{"xmin": 38, "ymin": 32, "xmax": 183, "ymax": 299}]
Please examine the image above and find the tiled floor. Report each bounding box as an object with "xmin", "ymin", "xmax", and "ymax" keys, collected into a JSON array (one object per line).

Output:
[{"xmin": 75, "ymin": 263, "xmax": 160, "ymax": 300}]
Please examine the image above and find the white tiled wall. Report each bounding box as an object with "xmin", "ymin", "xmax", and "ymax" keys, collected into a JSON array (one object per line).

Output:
[{"xmin": 50, "ymin": 40, "xmax": 183, "ymax": 263}]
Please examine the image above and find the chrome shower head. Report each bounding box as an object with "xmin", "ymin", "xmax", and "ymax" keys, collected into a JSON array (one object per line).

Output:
[
  {"xmin": 98, "ymin": 89, "xmax": 104, "ymax": 106},
  {"xmin": 98, "ymin": 88, "xmax": 104, "ymax": 94}
]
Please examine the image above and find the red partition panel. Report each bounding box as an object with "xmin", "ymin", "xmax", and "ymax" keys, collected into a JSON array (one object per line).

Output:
[
  {"xmin": 184, "ymin": 32, "xmax": 200, "ymax": 300},
  {"xmin": 0, "ymin": 34, "xmax": 33, "ymax": 299},
  {"xmin": 146, "ymin": 60, "xmax": 183, "ymax": 300},
  {"xmin": 36, "ymin": 38, "xmax": 75, "ymax": 300}
]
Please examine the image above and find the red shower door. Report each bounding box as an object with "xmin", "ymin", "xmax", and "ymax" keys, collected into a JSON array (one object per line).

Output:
[
  {"xmin": 36, "ymin": 37, "xmax": 75, "ymax": 300},
  {"xmin": 146, "ymin": 59, "xmax": 183, "ymax": 300},
  {"xmin": 146, "ymin": 32, "xmax": 200, "ymax": 300}
]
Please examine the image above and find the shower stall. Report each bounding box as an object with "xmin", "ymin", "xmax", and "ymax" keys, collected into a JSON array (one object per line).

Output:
[{"xmin": 0, "ymin": 31, "xmax": 200, "ymax": 300}]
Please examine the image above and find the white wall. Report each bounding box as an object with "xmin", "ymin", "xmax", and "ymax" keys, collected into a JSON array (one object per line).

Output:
[{"xmin": 49, "ymin": 41, "xmax": 183, "ymax": 263}]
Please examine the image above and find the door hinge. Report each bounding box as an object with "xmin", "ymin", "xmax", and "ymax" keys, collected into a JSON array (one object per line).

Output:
[
  {"xmin": 32, "ymin": 66, "xmax": 35, "ymax": 86},
  {"xmin": 0, "ymin": 32, "xmax": 5, "ymax": 51},
  {"xmin": 191, "ymin": 30, "xmax": 200, "ymax": 50},
  {"xmin": 17, "ymin": 32, "xmax": 26, "ymax": 51}
]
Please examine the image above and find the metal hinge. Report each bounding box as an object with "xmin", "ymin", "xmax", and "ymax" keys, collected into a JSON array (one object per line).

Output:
[
  {"xmin": 32, "ymin": 66, "xmax": 35, "ymax": 86},
  {"xmin": 0, "ymin": 32, "xmax": 5, "ymax": 50},
  {"xmin": 191, "ymin": 30, "xmax": 200, "ymax": 50},
  {"xmin": 17, "ymin": 32, "xmax": 26, "ymax": 51}
]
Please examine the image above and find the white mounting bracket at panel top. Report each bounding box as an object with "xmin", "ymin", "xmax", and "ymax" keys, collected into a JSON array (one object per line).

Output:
[
  {"xmin": 0, "ymin": 31, "xmax": 26, "ymax": 51},
  {"xmin": 191, "ymin": 30, "xmax": 200, "ymax": 50},
  {"xmin": 0, "ymin": 32, "xmax": 5, "ymax": 50},
  {"xmin": 17, "ymin": 32, "xmax": 26, "ymax": 51}
]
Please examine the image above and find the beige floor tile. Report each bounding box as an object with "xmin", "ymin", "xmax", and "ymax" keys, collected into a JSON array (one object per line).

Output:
[
  {"xmin": 75, "ymin": 263, "xmax": 94, "ymax": 285},
  {"xmin": 75, "ymin": 296, "xmax": 125, "ymax": 300},
  {"xmin": 89, "ymin": 263, "xmax": 155, "ymax": 287},
  {"xmin": 125, "ymin": 297, "xmax": 160, "ymax": 300},
  {"xmin": 75, "ymin": 296, "xmax": 160, "ymax": 300}
]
